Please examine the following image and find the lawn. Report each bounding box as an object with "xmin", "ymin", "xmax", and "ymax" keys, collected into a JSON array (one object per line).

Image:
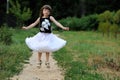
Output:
[
  {"xmin": 0, "ymin": 28, "xmax": 120, "ymax": 80},
  {"xmin": 53, "ymin": 31, "xmax": 120, "ymax": 80}
]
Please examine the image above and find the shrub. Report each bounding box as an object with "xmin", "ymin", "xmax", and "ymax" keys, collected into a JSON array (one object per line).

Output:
[
  {"xmin": 98, "ymin": 10, "xmax": 120, "ymax": 38},
  {"xmin": 64, "ymin": 17, "xmax": 80, "ymax": 31},
  {"xmin": 110, "ymin": 24, "xmax": 119, "ymax": 38},
  {"xmin": 53, "ymin": 14, "xmax": 98, "ymax": 31},
  {"xmin": 113, "ymin": 10, "xmax": 120, "ymax": 25},
  {"xmin": 98, "ymin": 21, "xmax": 111, "ymax": 37},
  {"xmin": 113, "ymin": 10, "xmax": 120, "ymax": 32},
  {"xmin": 110, "ymin": 24, "xmax": 119, "ymax": 33},
  {"xmin": 0, "ymin": 24, "xmax": 13, "ymax": 45},
  {"xmin": 98, "ymin": 10, "xmax": 112, "ymax": 22},
  {"xmin": 79, "ymin": 14, "xmax": 98, "ymax": 31}
]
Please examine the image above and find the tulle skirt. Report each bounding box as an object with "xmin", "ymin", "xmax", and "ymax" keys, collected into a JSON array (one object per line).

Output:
[{"xmin": 25, "ymin": 32, "xmax": 66, "ymax": 52}]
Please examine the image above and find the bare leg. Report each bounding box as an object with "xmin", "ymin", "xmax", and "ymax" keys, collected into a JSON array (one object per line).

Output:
[
  {"xmin": 46, "ymin": 52, "xmax": 50, "ymax": 68},
  {"xmin": 46, "ymin": 52, "xmax": 50, "ymax": 62},
  {"xmin": 38, "ymin": 52, "xmax": 42, "ymax": 66},
  {"xmin": 38, "ymin": 52, "xmax": 42, "ymax": 61}
]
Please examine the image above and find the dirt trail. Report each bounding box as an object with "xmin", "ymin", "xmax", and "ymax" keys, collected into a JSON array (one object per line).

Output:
[{"xmin": 11, "ymin": 51, "xmax": 64, "ymax": 80}]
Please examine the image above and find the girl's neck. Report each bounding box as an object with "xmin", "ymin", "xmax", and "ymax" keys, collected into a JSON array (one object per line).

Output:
[{"xmin": 42, "ymin": 15, "xmax": 49, "ymax": 18}]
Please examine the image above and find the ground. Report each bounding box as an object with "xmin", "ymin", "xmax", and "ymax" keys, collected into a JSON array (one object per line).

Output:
[{"xmin": 11, "ymin": 51, "xmax": 64, "ymax": 80}]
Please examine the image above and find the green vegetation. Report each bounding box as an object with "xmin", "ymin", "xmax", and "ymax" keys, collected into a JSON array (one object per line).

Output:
[
  {"xmin": 53, "ymin": 10, "xmax": 120, "ymax": 39},
  {"xmin": 9, "ymin": 0, "xmax": 32, "ymax": 27},
  {"xmin": 1, "ymin": 8, "xmax": 120, "ymax": 79},
  {"xmin": 0, "ymin": 27, "xmax": 120, "ymax": 80},
  {"xmin": 0, "ymin": 28, "xmax": 38, "ymax": 80},
  {"xmin": 1, "ymin": 0, "xmax": 120, "ymax": 79},
  {"xmin": 53, "ymin": 14, "xmax": 98, "ymax": 31},
  {"xmin": 98, "ymin": 10, "xmax": 120, "ymax": 38},
  {"xmin": 0, "ymin": 24, "xmax": 13, "ymax": 45},
  {"xmin": 53, "ymin": 31, "xmax": 120, "ymax": 80}
]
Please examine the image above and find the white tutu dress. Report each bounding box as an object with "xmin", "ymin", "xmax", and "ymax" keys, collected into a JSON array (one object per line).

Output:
[
  {"xmin": 25, "ymin": 32, "xmax": 66, "ymax": 52},
  {"xmin": 25, "ymin": 16, "xmax": 67, "ymax": 52}
]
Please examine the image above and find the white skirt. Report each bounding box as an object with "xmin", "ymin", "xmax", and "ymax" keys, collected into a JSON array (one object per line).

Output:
[{"xmin": 25, "ymin": 32, "xmax": 66, "ymax": 52}]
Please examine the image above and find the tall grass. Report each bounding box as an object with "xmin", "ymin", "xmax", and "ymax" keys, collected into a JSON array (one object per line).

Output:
[
  {"xmin": 53, "ymin": 31, "xmax": 120, "ymax": 80},
  {"xmin": 0, "ymin": 28, "xmax": 38, "ymax": 80}
]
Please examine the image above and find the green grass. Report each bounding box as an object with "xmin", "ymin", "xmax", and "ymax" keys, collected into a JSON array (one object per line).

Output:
[
  {"xmin": 0, "ymin": 28, "xmax": 38, "ymax": 80},
  {"xmin": 53, "ymin": 31, "xmax": 120, "ymax": 80},
  {"xmin": 0, "ymin": 28, "xmax": 120, "ymax": 80}
]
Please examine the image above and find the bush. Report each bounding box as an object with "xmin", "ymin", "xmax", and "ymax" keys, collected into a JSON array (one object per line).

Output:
[
  {"xmin": 110, "ymin": 24, "xmax": 119, "ymax": 33},
  {"xmin": 53, "ymin": 14, "xmax": 98, "ymax": 31},
  {"xmin": 113, "ymin": 10, "xmax": 120, "ymax": 24},
  {"xmin": 98, "ymin": 10, "xmax": 112, "ymax": 22},
  {"xmin": 98, "ymin": 21, "xmax": 111, "ymax": 37},
  {"xmin": 110, "ymin": 24, "xmax": 119, "ymax": 38},
  {"xmin": 79, "ymin": 14, "xmax": 98, "ymax": 31},
  {"xmin": 98, "ymin": 10, "xmax": 120, "ymax": 38},
  {"xmin": 0, "ymin": 24, "xmax": 13, "ymax": 45},
  {"xmin": 61, "ymin": 17, "xmax": 81, "ymax": 31}
]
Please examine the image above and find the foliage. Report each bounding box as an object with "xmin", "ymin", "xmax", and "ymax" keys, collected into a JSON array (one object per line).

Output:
[
  {"xmin": 98, "ymin": 10, "xmax": 120, "ymax": 38},
  {"xmin": 0, "ymin": 24, "xmax": 13, "ymax": 45},
  {"xmin": 113, "ymin": 10, "xmax": 120, "ymax": 24},
  {"xmin": 28, "ymin": 0, "xmax": 120, "ymax": 20},
  {"xmin": 1, "ymin": 0, "xmax": 120, "ymax": 26},
  {"xmin": 110, "ymin": 24, "xmax": 119, "ymax": 38},
  {"xmin": 9, "ymin": 0, "xmax": 32, "ymax": 26},
  {"xmin": 53, "ymin": 14, "xmax": 98, "ymax": 31},
  {"xmin": 98, "ymin": 10, "xmax": 113, "ymax": 22},
  {"xmin": 79, "ymin": 14, "xmax": 98, "ymax": 30},
  {"xmin": 98, "ymin": 21, "xmax": 111, "ymax": 36}
]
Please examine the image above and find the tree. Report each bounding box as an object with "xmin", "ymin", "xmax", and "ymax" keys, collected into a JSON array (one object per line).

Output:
[
  {"xmin": 111, "ymin": 10, "xmax": 120, "ymax": 38},
  {"xmin": 9, "ymin": 0, "xmax": 32, "ymax": 27},
  {"xmin": 98, "ymin": 10, "xmax": 112, "ymax": 37}
]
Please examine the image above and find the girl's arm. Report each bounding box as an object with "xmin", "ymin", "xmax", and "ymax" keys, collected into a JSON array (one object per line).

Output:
[
  {"xmin": 50, "ymin": 16, "xmax": 69, "ymax": 30},
  {"xmin": 22, "ymin": 17, "xmax": 40, "ymax": 30}
]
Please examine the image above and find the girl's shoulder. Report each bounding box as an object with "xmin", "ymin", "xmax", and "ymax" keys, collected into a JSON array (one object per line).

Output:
[
  {"xmin": 49, "ymin": 15, "xmax": 54, "ymax": 18},
  {"xmin": 49, "ymin": 16, "xmax": 55, "ymax": 21}
]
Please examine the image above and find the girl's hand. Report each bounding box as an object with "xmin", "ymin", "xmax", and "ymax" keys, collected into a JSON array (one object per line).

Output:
[
  {"xmin": 22, "ymin": 26, "xmax": 28, "ymax": 30},
  {"xmin": 63, "ymin": 27, "xmax": 69, "ymax": 31}
]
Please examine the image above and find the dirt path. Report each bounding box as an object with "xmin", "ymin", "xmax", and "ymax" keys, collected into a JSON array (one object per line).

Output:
[{"xmin": 11, "ymin": 51, "xmax": 64, "ymax": 80}]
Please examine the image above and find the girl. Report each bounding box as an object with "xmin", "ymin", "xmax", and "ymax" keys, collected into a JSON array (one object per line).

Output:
[{"xmin": 22, "ymin": 5, "xmax": 69, "ymax": 68}]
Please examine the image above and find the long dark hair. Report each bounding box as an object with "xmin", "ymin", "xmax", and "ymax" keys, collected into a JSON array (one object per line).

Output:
[{"xmin": 39, "ymin": 5, "xmax": 52, "ymax": 18}]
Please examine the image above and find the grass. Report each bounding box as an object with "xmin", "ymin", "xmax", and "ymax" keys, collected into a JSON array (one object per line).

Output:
[
  {"xmin": 0, "ymin": 28, "xmax": 38, "ymax": 80},
  {"xmin": 0, "ymin": 28, "xmax": 120, "ymax": 80},
  {"xmin": 53, "ymin": 31, "xmax": 120, "ymax": 80}
]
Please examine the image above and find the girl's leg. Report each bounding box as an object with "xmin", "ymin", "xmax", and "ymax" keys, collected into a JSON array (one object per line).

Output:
[
  {"xmin": 38, "ymin": 52, "xmax": 42, "ymax": 66},
  {"xmin": 46, "ymin": 52, "xmax": 50, "ymax": 62},
  {"xmin": 46, "ymin": 52, "xmax": 50, "ymax": 68},
  {"xmin": 38, "ymin": 52, "xmax": 42, "ymax": 61}
]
